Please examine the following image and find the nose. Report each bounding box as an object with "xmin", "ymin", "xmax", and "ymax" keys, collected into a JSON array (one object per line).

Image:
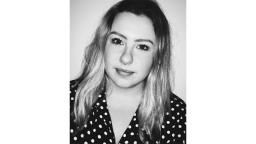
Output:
[{"xmin": 120, "ymin": 44, "xmax": 133, "ymax": 65}]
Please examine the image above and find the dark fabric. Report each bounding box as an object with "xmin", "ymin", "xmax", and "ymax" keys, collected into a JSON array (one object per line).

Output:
[{"xmin": 70, "ymin": 81, "xmax": 186, "ymax": 144}]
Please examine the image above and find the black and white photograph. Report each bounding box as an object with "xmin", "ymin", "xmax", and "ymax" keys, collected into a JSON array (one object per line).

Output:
[
  {"xmin": 2, "ymin": 0, "xmax": 256, "ymax": 144},
  {"xmin": 70, "ymin": 0, "xmax": 186, "ymax": 143}
]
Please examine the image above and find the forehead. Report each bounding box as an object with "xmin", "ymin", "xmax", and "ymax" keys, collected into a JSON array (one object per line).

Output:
[{"xmin": 111, "ymin": 12, "xmax": 156, "ymax": 42}]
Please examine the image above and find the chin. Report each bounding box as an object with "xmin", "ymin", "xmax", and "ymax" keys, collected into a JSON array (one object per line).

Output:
[
  {"xmin": 112, "ymin": 77, "xmax": 146, "ymax": 89},
  {"xmin": 113, "ymin": 79, "xmax": 137, "ymax": 88}
]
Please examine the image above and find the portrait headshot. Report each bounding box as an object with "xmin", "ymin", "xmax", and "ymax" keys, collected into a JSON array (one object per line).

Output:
[
  {"xmin": 2, "ymin": 0, "xmax": 255, "ymax": 143},
  {"xmin": 70, "ymin": 0, "xmax": 186, "ymax": 143}
]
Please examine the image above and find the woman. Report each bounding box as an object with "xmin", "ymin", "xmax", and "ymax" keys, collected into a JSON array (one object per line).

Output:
[{"xmin": 70, "ymin": 0, "xmax": 186, "ymax": 143}]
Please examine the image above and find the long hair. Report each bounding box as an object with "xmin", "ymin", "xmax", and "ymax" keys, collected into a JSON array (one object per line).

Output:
[{"xmin": 73, "ymin": 0, "xmax": 172, "ymax": 142}]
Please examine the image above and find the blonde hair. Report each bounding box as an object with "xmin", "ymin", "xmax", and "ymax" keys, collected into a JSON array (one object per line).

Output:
[{"xmin": 73, "ymin": 0, "xmax": 172, "ymax": 142}]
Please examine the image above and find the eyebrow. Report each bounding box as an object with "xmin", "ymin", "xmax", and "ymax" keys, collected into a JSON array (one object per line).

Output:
[{"xmin": 109, "ymin": 31, "xmax": 154, "ymax": 45}]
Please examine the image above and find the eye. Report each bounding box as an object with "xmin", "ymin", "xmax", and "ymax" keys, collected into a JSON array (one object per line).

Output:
[
  {"xmin": 137, "ymin": 44, "xmax": 150, "ymax": 51},
  {"xmin": 111, "ymin": 38, "xmax": 124, "ymax": 45}
]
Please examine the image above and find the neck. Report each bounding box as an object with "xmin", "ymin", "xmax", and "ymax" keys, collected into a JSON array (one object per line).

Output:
[{"xmin": 106, "ymin": 80, "xmax": 143, "ymax": 108}]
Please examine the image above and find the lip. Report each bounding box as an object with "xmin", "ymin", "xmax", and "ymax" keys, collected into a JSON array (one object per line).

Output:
[
  {"xmin": 115, "ymin": 68, "xmax": 134, "ymax": 76},
  {"xmin": 116, "ymin": 68, "xmax": 134, "ymax": 73}
]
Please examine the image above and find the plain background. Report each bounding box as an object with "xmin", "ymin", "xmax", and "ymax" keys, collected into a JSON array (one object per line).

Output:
[
  {"xmin": 1, "ymin": 0, "xmax": 256, "ymax": 144},
  {"xmin": 70, "ymin": 0, "xmax": 186, "ymax": 101}
]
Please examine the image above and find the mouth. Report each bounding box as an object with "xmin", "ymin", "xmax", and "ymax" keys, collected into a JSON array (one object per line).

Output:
[{"xmin": 115, "ymin": 68, "xmax": 134, "ymax": 76}]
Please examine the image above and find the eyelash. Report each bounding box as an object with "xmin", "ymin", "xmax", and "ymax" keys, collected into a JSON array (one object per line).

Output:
[
  {"xmin": 137, "ymin": 44, "xmax": 149, "ymax": 51},
  {"xmin": 111, "ymin": 38, "xmax": 124, "ymax": 45},
  {"xmin": 110, "ymin": 38, "xmax": 150, "ymax": 51}
]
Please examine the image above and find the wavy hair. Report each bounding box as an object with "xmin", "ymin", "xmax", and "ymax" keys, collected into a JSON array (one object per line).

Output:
[{"xmin": 73, "ymin": 0, "xmax": 172, "ymax": 142}]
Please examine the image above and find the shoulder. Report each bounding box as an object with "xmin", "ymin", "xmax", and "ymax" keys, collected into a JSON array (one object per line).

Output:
[
  {"xmin": 169, "ymin": 92, "xmax": 186, "ymax": 111},
  {"xmin": 70, "ymin": 79, "xmax": 80, "ymax": 137},
  {"xmin": 70, "ymin": 79, "xmax": 79, "ymax": 117},
  {"xmin": 70, "ymin": 79, "xmax": 79, "ymax": 92},
  {"xmin": 160, "ymin": 92, "xmax": 186, "ymax": 143},
  {"xmin": 70, "ymin": 79, "xmax": 79, "ymax": 101},
  {"xmin": 69, "ymin": 80, "xmax": 78, "ymax": 105},
  {"xmin": 167, "ymin": 92, "xmax": 186, "ymax": 123}
]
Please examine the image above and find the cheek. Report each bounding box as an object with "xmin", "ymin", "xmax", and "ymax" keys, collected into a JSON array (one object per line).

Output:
[
  {"xmin": 104, "ymin": 43, "xmax": 118, "ymax": 67},
  {"xmin": 105, "ymin": 41, "xmax": 124, "ymax": 59},
  {"xmin": 136, "ymin": 55, "xmax": 154, "ymax": 75},
  {"xmin": 104, "ymin": 43, "xmax": 113, "ymax": 62}
]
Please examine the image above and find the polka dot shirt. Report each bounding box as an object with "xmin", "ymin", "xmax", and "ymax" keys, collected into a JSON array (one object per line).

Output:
[{"xmin": 70, "ymin": 81, "xmax": 186, "ymax": 144}]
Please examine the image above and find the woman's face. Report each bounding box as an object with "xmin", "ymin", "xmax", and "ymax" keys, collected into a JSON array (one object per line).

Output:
[{"xmin": 104, "ymin": 12, "xmax": 156, "ymax": 89}]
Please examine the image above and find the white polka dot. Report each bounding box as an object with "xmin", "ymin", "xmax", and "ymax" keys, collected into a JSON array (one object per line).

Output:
[
  {"xmin": 134, "ymin": 141, "xmax": 137, "ymax": 144},
  {"xmin": 96, "ymin": 103, "xmax": 100, "ymax": 106},
  {"xmin": 135, "ymin": 124, "xmax": 139, "ymax": 127},
  {"xmin": 87, "ymin": 131, "xmax": 90, "ymax": 135},
  {"xmin": 172, "ymin": 116, "xmax": 175, "ymax": 120},
  {"xmin": 176, "ymin": 104, "xmax": 180, "ymax": 107},
  {"xmin": 71, "ymin": 97, "xmax": 74, "ymax": 100},
  {"xmin": 171, "ymin": 108, "xmax": 174, "ymax": 111},
  {"xmin": 161, "ymin": 125, "xmax": 165, "ymax": 129},
  {"xmin": 80, "ymin": 134, "xmax": 84, "ymax": 138},
  {"xmin": 98, "ymin": 95, "xmax": 102, "ymax": 97},
  {"xmin": 125, "ymin": 140, "xmax": 128, "ymax": 144},
  {"xmin": 179, "ymin": 125, "xmax": 182, "ymax": 128},
  {"xmin": 104, "ymin": 112, "xmax": 108, "ymax": 115},
  {"xmin": 103, "ymin": 99, "xmax": 106, "ymax": 102},
  {"xmin": 98, "ymin": 135, "xmax": 101, "ymax": 139},
  {"xmin": 130, "ymin": 132, "xmax": 134, "ymax": 136},
  {"xmin": 167, "ymin": 131, "xmax": 170, "ymax": 134},
  {"xmin": 128, "ymin": 125, "xmax": 131, "ymax": 129},
  {"xmin": 172, "ymin": 133, "xmax": 175, "ymax": 137},
  {"xmin": 99, "ymin": 124, "xmax": 102, "ymax": 128},
  {"xmin": 133, "ymin": 117, "xmax": 136, "ymax": 121},
  {"xmin": 84, "ymin": 142, "xmax": 88, "ymax": 144},
  {"xmin": 171, "ymin": 100, "xmax": 173, "ymax": 103},
  {"xmin": 84, "ymin": 124, "xmax": 87, "ymax": 128},
  {"xmin": 70, "ymin": 129, "xmax": 73, "ymax": 133},
  {"xmin": 109, "ymin": 139, "xmax": 112, "ymax": 142},
  {"xmin": 73, "ymin": 137, "xmax": 77, "ymax": 141},
  {"xmin": 177, "ymin": 119, "xmax": 180, "ymax": 123},
  {"xmin": 93, "ymin": 129, "xmax": 96, "ymax": 132},
  {"xmin": 180, "ymin": 116, "xmax": 183, "ymax": 119},
  {"xmin": 181, "ymin": 108, "xmax": 184, "ymax": 111},
  {"xmin": 167, "ymin": 121, "xmax": 170, "ymax": 124},
  {"xmin": 166, "ymin": 112, "xmax": 169, "ymax": 115},
  {"xmin": 90, "ymin": 121, "xmax": 93, "ymax": 125},
  {"xmin": 167, "ymin": 140, "xmax": 170, "ymax": 143},
  {"xmin": 103, "ymin": 142, "xmax": 106, "ymax": 144},
  {"xmin": 178, "ymin": 134, "xmax": 181, "ymax": 137},
  {"xmin": 91, "ymin": 139, "xmax": 95, "ymax": 143},
  {"xmin": 100, "ymin": 115, "xmax": 103, "ymax": 118},
  {"xmin": 104, "ymin": 131, "xmax": 108, "ymax": 135},
  {"xmin": 100, "ymin": 106, "xmax": 103, "ymax": 109},
  {"xmin": 177, "ymin": 112, "xmax": 180, "ymax": 115},
  {"xmin": 123, "ymin": 134, "xmax": 126, "ymax": 137},
  {"xmin": 162, "ymin": 135, "xmax": 165, "ymax": 139}
]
